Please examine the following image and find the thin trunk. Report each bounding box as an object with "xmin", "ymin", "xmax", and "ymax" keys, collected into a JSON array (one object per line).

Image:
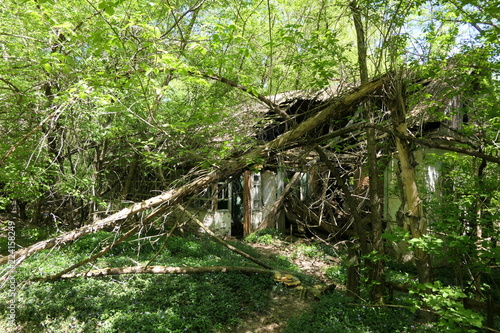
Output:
[
  {"xmin": 350, "ymin": 1, "xmax": 368, "ymax": 84},
  {"xmin": 470, "ymin": 158, "xmax": 487, "ymax": 300},
  {"xmin": 121, "ymin": 155, "xmax": 139, "ymax": 200},
  {"xmin": 367, "ymin": 124, "xmax": 386, "ymax": 303},
  {"xmin": 257, "ymin": 172, "xmax": 300, "ymax": 230},
  {"xmin": 348, "ymin": 0, "xmax": 368, "ymax": 300},
  {"xmin": 243, "ymin": 170, "xmax": 252, "ymax": 236},
  {"xmin": 350, "ymin": 0, "xmax": 385, "ymax": 302},
  {"xmin": 346, "ymin": 244, "xmax": 361, "ymax": 298}
]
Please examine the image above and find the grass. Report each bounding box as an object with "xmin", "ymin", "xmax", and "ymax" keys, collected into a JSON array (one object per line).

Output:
[
  {"xmin": 1, "ymin": 226, "xmax": 497, "ymax": 332},
  {"xmin": 11, "ymin": 273, "xmax": 272, "ymax": 332},
  {"xmin": 244, "ymin": 228, "xmax": 283, "ymax": 245},
  {"xmin": 0, "ymin": 231, "xmax": 277, "ymax": 332}
]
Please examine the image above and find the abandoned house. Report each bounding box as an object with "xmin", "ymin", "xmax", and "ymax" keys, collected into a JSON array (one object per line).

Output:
[{"xmin": 121, "ymin": 64, "xmax": 490, "ymax": 239}]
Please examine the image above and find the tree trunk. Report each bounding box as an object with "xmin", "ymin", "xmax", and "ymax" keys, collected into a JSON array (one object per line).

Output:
[
  {"xmin": 121, "ymin": 156, "xmax": 139, "ymax": 200},
  {"xmin": 387, "ymin": 73, "xmax": 433, "ymax": 320},
  {"xmin": 350, "ymin": 0, "xmax": 385, "ymax": 302},
  {"xmin": 243, "ymin": 170, "xmax": 253, "ymax": 236},
  {"xmin": 346, "ymin": 243, "xmax": 361, "ymax": 298},
  {"xmin": 56, "ymin": 265, "xmax": 276, "ymax": 279},
  {"xmin": 366, "ymin": 123, "xmax": 386, "ymax": 303},
  {"xmin": 350, "ymin": 1, "xmax": 368, "ymax": 84}
]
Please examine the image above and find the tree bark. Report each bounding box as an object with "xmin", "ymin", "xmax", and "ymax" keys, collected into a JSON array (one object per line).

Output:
[
  {"xmin": 366, "ymin": 123, "xmax": 386, "ymax": 303},
  {"xmin": 350, "ymin": 1, "xmax": 368, "ymax": 84},
  {"xmin": 55, "ymin": 265, "xmax": 276, "ymax": 279},
  {"xmin": 121, "ymin": 156, "xmax": 139, "ymax": 200},
  {"xmin": 387, "ymin": 73, "xmax": 433, "ymax": 320},
  {"xmin": 350, "ymin": 0, "xmax": 385, "ymax": 302}
]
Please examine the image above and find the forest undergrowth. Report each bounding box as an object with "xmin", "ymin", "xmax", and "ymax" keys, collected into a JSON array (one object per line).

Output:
[{"xmin": 0, "ymin": 224, "xmax": 497, "ymax": 333}]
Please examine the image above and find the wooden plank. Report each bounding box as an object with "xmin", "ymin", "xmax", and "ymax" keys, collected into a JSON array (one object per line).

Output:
[{"xmin": 243, "ymin": 170, "xmax": 252, "ymax": 236}]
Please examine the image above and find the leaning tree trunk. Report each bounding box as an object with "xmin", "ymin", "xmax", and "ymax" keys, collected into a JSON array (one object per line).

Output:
[
  {"xmin": 0, "ymin": 77, "xmax": 386, "ymax": 272},
  {"xmin": 387, "ymin": 72, "xmax": 433, "ymax": 321}
]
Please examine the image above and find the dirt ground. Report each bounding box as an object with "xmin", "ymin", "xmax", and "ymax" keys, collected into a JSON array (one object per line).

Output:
[{"xmin": 224, "ymin": 241, "xmax": 336, "ymax": 333}]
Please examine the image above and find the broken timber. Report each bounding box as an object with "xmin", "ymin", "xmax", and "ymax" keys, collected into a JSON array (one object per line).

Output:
[
  {"xmin": 0, "ymin": 76, "xmax": 386, "ymax": 269},
  {"xmin": 52, "ymin": 265, "xmax": 301, "ymax": 288},
  {"xmin": 54, "ymin": 266, "xmax": 275, "ymax": 279},
  {"xmin": 176, "ymin": 204, "xmax": 275, "ymax": 270}
]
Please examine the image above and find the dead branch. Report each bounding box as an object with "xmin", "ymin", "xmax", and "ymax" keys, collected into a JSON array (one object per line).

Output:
[
  {"xmin": 367, "ymin": 123, "xmax": 500, "ymax": 164},
  {"xmin": 0, "ymin": 102, "xmax": 72, "ymax": 167},
  {"xmin": 311, "ymin": 120, "xmax": 500, "ymax": 165},
  {"xmin": 0, "ymin": 76, "xmax": 386, "ymax": 270},
  {"xmin": 315, "ymin": 147, "xmax": 368, "ymax": 250},
  {"xmin": 257, "ymin": 172, "xmax": 301, "ymax": 231},
  {"xmin": 43, "ymin": 226, "xmax": 139, "ymax": 281},
  {"xmin": 176, "ymin": 204, "xmax": 275, "ymax": 270},
  {"xmin": 55, "ymin": 265, "xmax": 274, "ymax": 279}
]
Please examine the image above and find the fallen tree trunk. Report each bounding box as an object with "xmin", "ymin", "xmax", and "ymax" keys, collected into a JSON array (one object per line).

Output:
[
  {"xmin": 42, "ymin": 226, "xmax": 140, "ymax": 281},
  {"xmin": 56, "ymin": 265, "xmax": 302, "ymax": 287},
  {"xmin": 56, "ymin": 265, "xmax": 275, "ymax": 279},
  {"xmin": 311, "ymin": 122, "xmax": 500, "ymax": 165},
  {"xmin": 0, "ymin": 76, "xmax": 386, "ymax": 269}
]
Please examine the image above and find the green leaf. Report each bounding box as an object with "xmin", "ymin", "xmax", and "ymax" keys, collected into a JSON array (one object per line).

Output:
[
  {"xmin": 42, "ymin": 63, "xmax": 52, "ymax": 73},
  {"xmin": 98, "ymin": 1, "xmax": 116, "ymax": 15}
]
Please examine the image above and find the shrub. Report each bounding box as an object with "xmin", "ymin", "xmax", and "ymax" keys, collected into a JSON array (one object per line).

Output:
[
  {"xmin": 244, "ymin": 228, "xmax": 283, "ymax": 244},
  {"xmin": 285, "ymin": 292, "xmax": 437, "ymax": 333}
]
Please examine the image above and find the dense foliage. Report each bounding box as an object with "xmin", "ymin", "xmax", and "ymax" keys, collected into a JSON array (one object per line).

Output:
[{"xmin": 1, "ymin": 0, "xmax": 499, "ymax": 332}]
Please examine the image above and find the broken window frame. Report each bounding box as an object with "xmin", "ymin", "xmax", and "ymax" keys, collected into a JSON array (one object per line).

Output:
[
  {"xmin": 252, "ymin": 173, "xmax": 262, "ymax": 210},
  {"xmin": 215, "ymin": 181, "xmax": 231, "ymax": 211}
]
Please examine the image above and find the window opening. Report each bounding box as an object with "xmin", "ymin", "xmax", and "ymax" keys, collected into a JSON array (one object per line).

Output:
[
  {"xmin": 252, "ymin": 173, "xmax": 262, "ymax": 210},
  {"xmin": 216, "ymin": 182, "xmax": 230, "ymax": 210}
]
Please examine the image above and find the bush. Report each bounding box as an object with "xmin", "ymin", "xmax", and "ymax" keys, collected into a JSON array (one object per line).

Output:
[
  {"xmin": 244, "ymin": 228, "xmax": 283, "ymax": 244},
  {"xmin": 285, "ymin": 292, "xmax": 437, "ymax": 333}
]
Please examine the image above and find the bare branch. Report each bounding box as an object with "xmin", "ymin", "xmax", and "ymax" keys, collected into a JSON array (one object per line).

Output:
[
  {"xmin": 56, "ymin": 265, "xmax": 274, "ymax": 279},
  {"xmin": 0, "ymin": 76, "xmax": 387, "ymax": 269}
]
